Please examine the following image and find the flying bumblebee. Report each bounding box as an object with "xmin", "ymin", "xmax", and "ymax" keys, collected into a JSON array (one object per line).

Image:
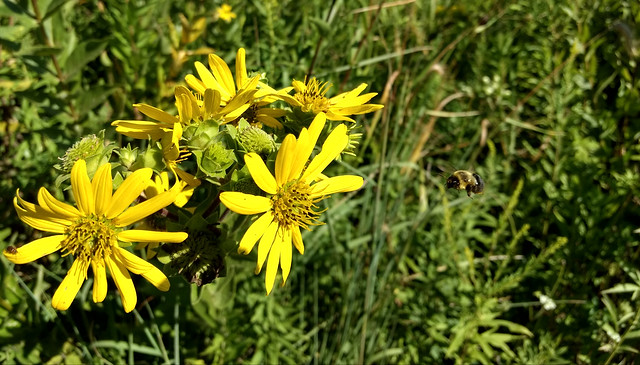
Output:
[{"xmin": 446, "ymin": 170, "xmax": 484, "ymax": 197}]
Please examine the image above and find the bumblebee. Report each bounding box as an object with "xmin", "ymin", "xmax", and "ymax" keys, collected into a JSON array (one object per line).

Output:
[
  {"xmin": 5, "ymin": 246, "xmax": 17, "ymax": 254},
  {"xmin": 446, "ymin": 170, "xmax": 484, "ymax": 197}
]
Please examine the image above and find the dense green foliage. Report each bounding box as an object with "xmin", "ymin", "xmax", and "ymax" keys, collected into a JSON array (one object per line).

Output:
[{"xmin": 1, "ymin": 0, "xmax": 639, "ymax": 363}]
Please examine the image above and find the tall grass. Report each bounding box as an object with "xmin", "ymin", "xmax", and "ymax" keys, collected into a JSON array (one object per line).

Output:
[{"xmin": 1, "ymin": 0, "xmax": 639, "ymax": 363}]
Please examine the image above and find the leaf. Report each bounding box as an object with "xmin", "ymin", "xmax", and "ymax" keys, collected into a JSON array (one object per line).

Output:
[
  {"xmin": 479, "ymin": 319, "xmax": 534, "ymax": 337},
  {"xmin": 75, "ymin": 85, "xmax": 116, "ymax": 117},
  {"xmin": 63, "ymin": 39, "xmax": 108, "ymax": 79},
  {"xmin": 42, "ymin": 0, "xmax": 69, "ymax": 21},
  {"xmin": 602, "ymin": 283, "xmax": 640, "ymax": 295}
]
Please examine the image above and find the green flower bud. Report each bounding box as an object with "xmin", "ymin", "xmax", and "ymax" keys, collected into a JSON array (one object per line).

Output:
[
  {"xmin": 184, "ymin": 119, "xmax": 222, "ymax": 150},
  {"xmin": 130, "ymin": 143, "xmax": 164, "ymax": 171},
  {"xmin": 193, "ymin": 142, "xmax": 236, "ymax": 180},
  {"xmin": 57, "ymin": 130, "xmax": 113, "ymax": 174},
  {"xmin": 118, "ymin": 144, "xmax": 139, "ymax": 169},
  {"xmin": 239, "ymin": 126, "xmax": 275, "ymax": 154}
]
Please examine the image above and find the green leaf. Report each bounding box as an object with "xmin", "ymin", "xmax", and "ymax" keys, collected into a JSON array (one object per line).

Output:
[
  {"xmin": 42, "ymin": 0, "xmax": 70, "ymax": 21},
  {"xmin": 75, "ymin": 85, "xmax": 116, "ymax": 117},
  {"xmin": 602, "ymin": 283, "xmax": 640, "ymax": 294},
  {"xmin": 63, "ymin": 39, "xmax": 108, "ymax": 79}
]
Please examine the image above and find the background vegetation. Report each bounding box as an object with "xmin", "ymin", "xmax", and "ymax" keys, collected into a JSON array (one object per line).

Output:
[{"xmin": 1, "ymin": 0, "xmax": 639, "ymax": 363}]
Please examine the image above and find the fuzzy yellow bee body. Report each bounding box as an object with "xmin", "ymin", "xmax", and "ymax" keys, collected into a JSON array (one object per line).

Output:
[{"xmin": 446, "ymin": 170, "xmax": 484, "ymax": 197}]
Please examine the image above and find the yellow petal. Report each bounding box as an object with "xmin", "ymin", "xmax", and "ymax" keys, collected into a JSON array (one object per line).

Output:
[
  {"xmin": 71, "ymin": 159, "xmax": 95, "ymax": 215},
  {"xmin": 311, "ymin": 175, "xmax": 364, "ymax": 197},
  {"xmin": 106, "ymin": 255, "xmax": 137, "ymax": 313},
  {"xmin": 194, "ymin": 61, "xmax": 225, "ymax": 96},
  {"xmin": 207, "ymin": 53, "xmax": 235, "ymax": 97},
  {"xmin": 334, "ymin": 104, "xmax": 384, "ymax": 115},
  {"xmin": 235, "ymin": 48, "xmax": 248, "ymax": 90},
  {"xmin": 307, "ymin": 113, "xmax": 327, "ymax": 145},
  {"xmin": 265, "ymin": 229, "xmax": 284, "ymax": 295},
  {"xmin": 134, "ymin": 103, "xmax": 179, "ymax": 125},
  {"xmin": 256, "ymin": 114, "xmax": 283, "ymax": 129},
  {"xmin": 37, "ymin": 187, "xmax": 80, "ymax": 218},
  {"xmin": 118, "ymin": 229, "xmax": 188, "ymax": 243},
  {"xmin": 278, "ymin": 93, "xmax": 302, "ymax": 107},
  {"xmin": 275, "ymin": 134, "xmax": 297, "ymax": 186},
  {"xmin": 244, "ymin": 153, "xmax": 277, "ymax": 195},
  {"xmin": 3, "ymin": 235, "xmax": 63, "ymax": 264},
  {"xmin": 14, "ymin": 197, "xmax": 69, "ymax": 233},
  {"xmin": 114, "ymin": 247, "xmax": 170, "ymax": 292},
  {"xmin": 292, "ymin": 226, "xmax": 304, "ymax": 254},
  {"xmin": 185, "ymin": 74, "xmax": 206, "ymax": 95},
  {"xmin": 220, "ymin": 192, "xmax": 271, "ymax": 215},
  {"xmin": 91, "ymin": 260, "xmax": 108, "ymax": 303},
  {"xmin": 302, "ymin": 124, "xmax": 348, "ymax": 182},
  {"xmin": 287, "ymin": 128, "xmax": 311, "ymax": 181},
  {"xmin": 238, "ymin": 212, "xmax": 273, "ymax": 254},
  {"xmin": 92, "ymin": 163, "xmax": 113, "ymax": 216},
  {"xmin": 52, "ymin": 259, "xmax": 87, "ymax": 311},
  {"xmin": 256, "ymin": 221, "xmax": 278, "ymax": 274},
  {"xmin": 105, "ymin": 168, "xmax": 153, "ymax": 219},
  {"xmin": 279, "ymin": 229, "xmax": 292, "ymax": 287},
  {"xmin": 112, "ymin": 121, "xmax": 168, "ymax": 140},
  {"xmin": 114, "ymin": 190, "xmax": 177, "ymax": 227},
  {"xmin": 288, "ymin": 113, "xmax": 326, "ymax": 181}
]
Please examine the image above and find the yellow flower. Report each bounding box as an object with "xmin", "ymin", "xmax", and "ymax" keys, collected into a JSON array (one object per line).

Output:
[
  {"xmin": 279, "ymin": 77, "xmax": 384, "ymax": 122},
  {"xmin": 216, "ymin": 4, "xmax": 236, "ymax": 23},
  {"xmin": 220, "ymin": 113, "xmax": 364, "ymax": 294},
  {"xmin": 185, "ymin": 48, "xmax": 289, "ymax": 129},
  {"xmin": 5, "ymin": 160, "xmax": 188, "ymax": 313},
  {"xmin": 112, "ymin": 86, "xmax": 253, "ymax": 141}
]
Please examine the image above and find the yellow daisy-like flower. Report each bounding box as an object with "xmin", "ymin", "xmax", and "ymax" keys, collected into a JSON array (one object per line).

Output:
[
  {"xmin": 216, "ymin": 4, "xmax": 236, "ymax": 23},
  {"xmin": 5, "ymin": 160, "xmax": 188, "ymax": 313},
  {"xmin": 220, "ymin": 113, "xmax": 364, "ymax": 294},
  {"xmin": 185, "ymin": 48, "xmax": 289, "ymax": 129},
  {"xmin": 112, "ymin": 85, "xmax": 254, "ymax": 141},
  {"xmin": 279, "ymin": 77, "xmax": 384, "ymax": 122}
]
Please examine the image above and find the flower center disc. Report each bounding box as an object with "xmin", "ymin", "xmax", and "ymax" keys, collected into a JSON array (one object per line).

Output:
[
  {"xmin": 62, "ymin": 215, "xmax": 116, "ymax": 264},
  {"xmin": 296, "ymin": 79, "xmax": 331, "ymax": 114},
  {"xmin": 271, "ymin": 180, "xmax": 323, "ymax": 229}
]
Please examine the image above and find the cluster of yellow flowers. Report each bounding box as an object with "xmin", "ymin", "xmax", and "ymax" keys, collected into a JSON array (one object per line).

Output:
[{"xmin": 4, "ymin": 48, "xmax": 382, "ymax": 312}]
